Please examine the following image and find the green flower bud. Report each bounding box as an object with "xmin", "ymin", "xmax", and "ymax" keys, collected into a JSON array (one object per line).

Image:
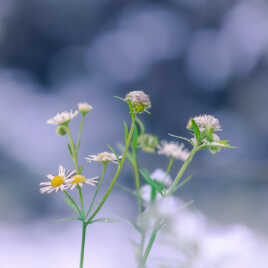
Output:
[
  {"xmin": 138, "ymin": 134, "xmax": 159, "ymax": 153},
  {"xmin": 56, "ymin": 126, "xmax": 67, "ymax": 136}
]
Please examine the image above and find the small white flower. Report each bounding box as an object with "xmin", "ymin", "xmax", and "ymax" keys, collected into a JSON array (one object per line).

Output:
[
  {"xmin": 40, "ymin": 165, "xmax": 76, "ymax": 194},
  {"xmin": 158, "ymin": 141, "xmax": 190, "ymax": 161},
  {"xmin": 66, "ymin": 175, "xmax": 98, "ymax": 190},
  {"xmin": 191, "ymin": 133, "xmax": 220, "ymax": 145},
  {"xmin": 188, "ymin": 114, "xmax": 222, "ymax": 132},
  {"xmin": 78, "ymin": 102, "xmax": 93, "ymax": 114},
  {"xmin": 47, "ymin": 110, "xmax": 79, "ymax": 125},
  {"xmin": 85, "ymin": 152, "xmax": 121, "ymax": 164},
  {"xmin": 150, "ymin": 169, "xmax": 172, "ymax": 186},
  {"xmin": 125, "ymin": 90, "xmax": 151, "ymax": 113}
]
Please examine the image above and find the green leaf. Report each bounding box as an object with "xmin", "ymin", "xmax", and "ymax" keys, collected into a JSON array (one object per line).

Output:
[
  {"xmin": 114, "ymin": 96, "xmax": 126, "ymax": 102},
  {"xmin": 132, "ymin": 124, "xmax": 139, "ymax": 151},
  {"xmin": 67, "ymin": 144, "xmax": 73, "ymax": 157},
  {"xmin": 173, "ymin": 175, "xmax": 193, "ymax": 192},
  {"xmin": 116, "ymin": 182, "xmax": 140, "ymax": 198},
  {"xmin": 54, "ymin": 217, "xmax": 79, "ymax": 222},
  {"xmin": 63, "ymin": 192, "xmax": 81, "ymax": 217},
  {"xmin": 123, "ymin": 121, "xmax": 129, "ymax": 145},
  {"xmin": 78, "ymin": 166, "xmax": 83, "ymax": 174},
  {"xmin": 168, "ymin": 133, "xmax": 192, "ymax": 144},
  {"xmin": 191, "ymin": 119, "xmax": 201, "ymax": 143},
  {"xmin": 89, "ymin": 217, "xmax": 119, "ymax": 224},
  {"xmin": 140, "ymin": 169, "xmax": 165, "ymax": 193},
  {"xmin": 135, "ymin": 117, "xmax": 145, "ymax": 135}
]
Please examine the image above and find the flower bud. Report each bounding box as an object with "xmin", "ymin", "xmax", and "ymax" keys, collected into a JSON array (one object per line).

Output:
[
  {"xmin": 78, "ymin": 102, "xmax": 93, "ymax": 115},
  {"xmin": 138, "ymin": 134, "xmax": 159, "ymax": 153},
  {"xmin": 56, "ymin": 125, "xmax": 67, "ymax": 136}
]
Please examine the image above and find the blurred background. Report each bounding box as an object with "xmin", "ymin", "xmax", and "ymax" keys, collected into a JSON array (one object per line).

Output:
[{"xmin": 0, "ymin": 0, "xmax": 268, "ymax": 267}]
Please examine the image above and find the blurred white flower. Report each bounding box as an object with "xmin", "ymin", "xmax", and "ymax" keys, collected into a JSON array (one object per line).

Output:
[
  {"xmin": 66, "ymin": 175, "xmax": 98, "ymax": 190},
  {"xmin": 140, "ymin": 184, "xmax": 162, "ymax": 203},
  {"xmin": 40, "ymin": 165, "xmax": 76, "ymax": 194},
  {"xmin": 150, "ymin": 169, "xmax": 172, "ymax": 186},
  {"xmin": 86, "ymin": 152, "xmax": 120, "ymax": 164},
  {"xmin": 158, "ymin": 141, "xmax": 190, "ymax": 161},
  {"xmin": 78, "ymin": 102, "xmax": 93, "ymax": 115},
  {"xmin": 46, "ymin": 110, "xmax": 79, "ymax": 125}
]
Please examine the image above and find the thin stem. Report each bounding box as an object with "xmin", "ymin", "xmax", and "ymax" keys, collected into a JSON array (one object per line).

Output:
[
  {"xmin": 78, "ymin": 185, "xmax": 85, "ymax": 217},
  {"xmin": 166, "ymin": 156, "xmax": 174, "ymax": 174},
  {"xmin": 142, "ymin": 222, "xmax": 160, "ymax": 267},
  {"xmin": 86, "ymin": 163, "xmax": 107, "ymax": 219},
  {"xmin": 63, "ymin": 190, "xmax": 81, "ymax": 217},
  {"xmin": 167, "ymin": 146, "xmax": 199, "ymax": 196},
  {"xmin": 132, "ymin": 153, "xmax": 142, "ymax": 214},
  {"xmin": 80, "ymin": 222, "xmax": 87, "ymax": 268},
  {"xmin": 87, "ymin": 115, "xmax": 136, "ymax": 223},
  {"xmin": 76, "ymin": 115, "xmax": 85, "ymax": 152},
  {"xmin": 65, "ymin": 126, "xmax": 79, "ymax": 171}
]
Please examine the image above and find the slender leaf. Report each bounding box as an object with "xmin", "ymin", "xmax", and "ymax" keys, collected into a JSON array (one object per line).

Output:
[
  {"xmin": 89, "ymin": 217, "xmax": 119, "ymax": 224},
  {"xmin": 168, "ymin": 133, "xmax": 192, "ymax": 144},
  {"xmin": 191, "ymin": 119, "xmax": 201, "ymax": 143},
  {"xmin": 123, "ymin": 121, "xmax": 129, "ymax": 145},
  {"xmin": 173, "ymin": 175, "xmax": 193, "ymax": 192},
  {"xmin": 63, "ymin": 192, "xmax": 81, "ymax": 217},
  {"xmin": 54, "ymin": 217, "xmax": 79, "ymax": 222},
  {"xmin": 67, "ymin": 144, "xmax": 73, "ymax": 157}
]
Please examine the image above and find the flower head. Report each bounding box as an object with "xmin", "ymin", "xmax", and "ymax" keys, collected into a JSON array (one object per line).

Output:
[
  {"xmin": 158, "ymin": 141, "xmax": 190, "ymax": 161},
  {"xmin": 78, "ymin": 102, "xmax": 93, "ymax": 115},
  {"xmin": 187, "ymin": 114, "xmax": 221, "ymax": 132},
  {"xmin": 138, "ymin": 134, "xmax": 159, "ymax": 153},
  {"xmin": 86, "ymin": 152, "xmax": 121, "ymax": 164},
  {"xmin": 66, "ymin": 175, "xmax": 98, "ymax": 190},
  {"xmin": 125, "ymin": 90, "xmax": 151, "ymax": 113},
  {"xmin": 47, "ymin": 110, "xmax": 79, "ymax": 125},
  {"xmin": 40, "ymin": 165, "xmax": 76, "ymax": 194}
]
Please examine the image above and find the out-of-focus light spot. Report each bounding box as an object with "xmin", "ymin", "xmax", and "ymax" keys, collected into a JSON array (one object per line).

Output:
[
  {"xmin": 187, "ymin": 29, "xmax": 233, "ymax": 90},
  {"xmin": 87, "ymin": 7, "xmax": 189, "ymax": 83}
]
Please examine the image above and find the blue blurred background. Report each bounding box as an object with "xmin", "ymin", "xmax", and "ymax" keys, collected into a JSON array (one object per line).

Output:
[{"xmin": 0, "ymin": 0, "xmax": 268, "ymax": 267}]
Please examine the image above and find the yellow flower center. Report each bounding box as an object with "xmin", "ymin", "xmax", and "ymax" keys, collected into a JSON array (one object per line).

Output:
[
  {"xmin": 51, "ymin": 176, "xmax": 64, "ymax": 187},
  {"xmin": 72, "ymin": 175, "xmax": 86, "ymax": 184}
]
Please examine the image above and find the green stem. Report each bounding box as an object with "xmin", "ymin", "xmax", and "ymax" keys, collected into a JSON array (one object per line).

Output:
[
  {"xmin": 167, "ymin": 146, "xmax": 199, "ymax": 196},
  {"xmin": 78, "ymin": 185, "xmax": 85, "ymax": 217},
  {"xmin": 142, "ymin": 223, "xmax": 160, "ymax": 267},
  {"xmin": 166, "ymin": 156, "xmax": 174, "ymax": 174},
  {"xmin": 87, "ymin": 115, "xmax": 136, "ymax": 223},
  {"xmin": 63, "ymin": 190, "xmax": 81, "ymax": 217},
  {"xmin": 76, "ymin": 115, "xmax": 85, "ymax": 152},
  {"xmin": 86, "ymin": 163, "xmax": 107, "ymax": 219},
  {"xmin": 132, "ymin": 153, "xmax": 142, "ymax": 214},
  {"xmin": 65, "ymin": 126, "xmax": 79, "ymax": 171},
  {"xmin": 80, "ymin": 222, "xmax": 87, "ymax": 268}
]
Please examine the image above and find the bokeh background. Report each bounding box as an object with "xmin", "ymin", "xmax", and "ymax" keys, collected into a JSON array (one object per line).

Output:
[{"xmin": 0, "ymin": 0, "xmax": 268, "ymax": 267}]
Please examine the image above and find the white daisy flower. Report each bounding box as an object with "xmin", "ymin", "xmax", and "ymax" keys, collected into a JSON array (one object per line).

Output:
[
  {"xmin": 78, "ymin": 102, "xmax": 93, "ymax": 114},
  {"xmin": 150, "ymin": 169, "xmax": 172, "ymax": 186},
  {"xmin": 125, "ymin": 90, "xmax": 151, "ymax": 113},
  {"xmin": 158, "ymin": 141, "xmax": 190, "ymax": 161},
  {"xmin": 46, "ymin": 110, "xmax": 79, "ymax": 125},
  {"xmin": 187, "ymin": 114, "xmax": 222, "ymax": 132},
  {"xmin": 66, "ymin": 175, "xmax": 98, "ymax": 190},
  {"xmin": 85, "ymin": 152, "xmax": 121, "ymax": 164},
  {"xmin": 40, "ymin": 165, "xmax": 76, "ymax": 194}
]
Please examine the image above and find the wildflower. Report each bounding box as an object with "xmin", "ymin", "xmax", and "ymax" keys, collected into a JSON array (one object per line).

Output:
[
  {"xmin": 187, "ymin": 114, "xmax": 221, "ymax": 132},
  {"xmin": 85, "ymin": 152, "xmax": 121, "ymax": 164},
  {"xmin": 158, "ymin": 141, "xmax": 190, "ymax": 161},
  {"xmin": 66, "ymin": 175, "xmax": 98, "ymax": 190},
  {"xmin": 47, "ymin": 110, "xmax": 79, "ymax": 125},
  {"xmin": 125, "ymin": 90, "xmax": 151, "ymax": 113},
  {"xmin": 40, "ymin": 165, "xmax": 76, "ymax": 194},
  {"xmin": 78, "ymin": 102, "xmax": 93, "ymax": 115},
  {"xmin": 150, "ymin": 169, "xmax": 172, "ymax": 186},
  {"xmin": 138, "ymin": 134, "xmax": 159, "ymax": 153}
]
